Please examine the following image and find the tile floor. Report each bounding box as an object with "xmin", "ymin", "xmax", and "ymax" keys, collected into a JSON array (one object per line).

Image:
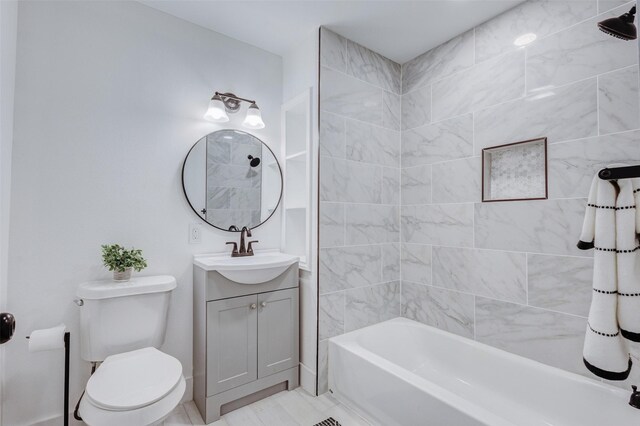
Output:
[{"xmin": 162, "ymin": 388, "xmax": 371, "ymax": 426}]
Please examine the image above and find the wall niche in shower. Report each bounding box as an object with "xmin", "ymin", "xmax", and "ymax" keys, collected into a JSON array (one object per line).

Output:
[{"xmin": 482, "ymin": 137, "xmax": 548, "ymax": 202}]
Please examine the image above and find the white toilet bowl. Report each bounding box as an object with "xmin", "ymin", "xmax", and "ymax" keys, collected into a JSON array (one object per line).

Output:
[{"xmin": 79, "ymin": 347, "xmax": 185, "ymax": 426}]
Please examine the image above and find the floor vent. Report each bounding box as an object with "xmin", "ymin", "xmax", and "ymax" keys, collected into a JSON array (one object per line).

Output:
[{"xmin": 313, "ymin": 417, "xmax": 342, "ymax": 426}]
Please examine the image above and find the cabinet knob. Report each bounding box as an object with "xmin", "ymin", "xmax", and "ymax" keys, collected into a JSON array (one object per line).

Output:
[
  {"xmin": 250, "ymin": 303, "xmax": 257, "ymax": 310},
  {"xmin": 260, "ymin": 302, "xmax": 267, "ymax": 308}
]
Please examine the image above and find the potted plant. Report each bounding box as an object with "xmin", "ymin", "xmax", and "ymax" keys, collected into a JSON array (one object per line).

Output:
[{"xmin": 101, "ymin": 244, "xmax": 147, "ymax": 282}]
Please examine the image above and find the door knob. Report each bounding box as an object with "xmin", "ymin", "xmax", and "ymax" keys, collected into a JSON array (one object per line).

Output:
[
  {"xmin": 250, "ymin": 303, "xmax": 257, "ymax": 310},
  {"xmin": 0, "ymin": 312, "xmax": 15, "ymax": 344},
  {"xmin": 260, "ymin": 302, "xmax": 267, "ymax": 308}
]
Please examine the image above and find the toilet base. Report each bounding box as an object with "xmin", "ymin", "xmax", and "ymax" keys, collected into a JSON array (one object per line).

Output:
[{"xmin": 79, "ymin": 375, "xmax": 186, "ymax": 426}]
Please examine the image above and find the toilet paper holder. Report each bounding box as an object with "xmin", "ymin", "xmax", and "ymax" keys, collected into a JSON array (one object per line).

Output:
[{"xmin": 26, "ymin": 331, "xmax": 70, "ymax": 426}]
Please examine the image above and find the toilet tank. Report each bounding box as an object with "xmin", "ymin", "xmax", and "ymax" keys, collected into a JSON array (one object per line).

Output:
[{"xmin": 77, "ymin": 275, "xmax": 177, "ymax": 362}]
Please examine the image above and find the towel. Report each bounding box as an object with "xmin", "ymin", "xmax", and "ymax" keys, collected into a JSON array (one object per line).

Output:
[
  {"xmin": 615, "ymin": 178, "xmax": 640, "ymax": 341},
  {"xmin": 578, "ymin": 174, "xmax": 632, "ymax": 380}
]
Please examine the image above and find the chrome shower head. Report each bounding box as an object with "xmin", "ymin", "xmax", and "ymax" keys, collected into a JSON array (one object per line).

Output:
[
  {"xmin": 598, "ymin": 6, "xmax": 637, "ymax": 40},
  {"xmin": 247, "ymin": 155, "xmax": 261, "ymax": 167}
]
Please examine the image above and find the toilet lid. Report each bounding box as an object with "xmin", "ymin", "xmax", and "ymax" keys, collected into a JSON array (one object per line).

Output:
[{"xmin": 86, "ymin": 347, "xmax": 183, "ymax": 411}]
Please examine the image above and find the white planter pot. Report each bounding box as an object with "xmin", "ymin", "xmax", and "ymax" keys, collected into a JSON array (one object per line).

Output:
[{"xmin": 113, "ymin": 268, "xmax": 133, "ymax": 282}]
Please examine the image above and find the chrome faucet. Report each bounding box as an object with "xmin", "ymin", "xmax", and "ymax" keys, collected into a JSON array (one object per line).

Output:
[{"xmin": 226, "ymin": 226, "xmax": 258, "ymax": 257}]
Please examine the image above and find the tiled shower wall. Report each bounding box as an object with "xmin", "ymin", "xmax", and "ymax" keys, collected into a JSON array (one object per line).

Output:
[
  {"xmin": 206, "ymin": 132, "xmax": 263, "ymax": 229},
  {"xmin": 318, "ymin": 0, "xmax": 640, "ymax": 393},
  {"xmin": 317, "ymin": 28, "xmax": 402, "ymax": 393},
  {"xmin": 400, "ymin": 0, "xmax": 640, "ymax": 388}
]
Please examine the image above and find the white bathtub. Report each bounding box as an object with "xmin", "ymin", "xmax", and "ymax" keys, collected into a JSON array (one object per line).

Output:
[{"xmin": 328, "ymin": 317, "xmax": 640, "ymax": 426}]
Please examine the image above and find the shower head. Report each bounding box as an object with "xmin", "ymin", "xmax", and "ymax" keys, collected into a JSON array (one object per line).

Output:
[
  {"xmin": 247, "ymin": 155, "xmax": 261, "ymax": 167},
  {"xmin": 598, "ymin": 6, "xmax": 637, "ymax": 40}
]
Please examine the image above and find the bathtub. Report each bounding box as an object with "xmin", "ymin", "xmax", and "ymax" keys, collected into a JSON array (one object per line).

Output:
[{"xmin": 328, "ymin": 317, "xmax": 640, "ymax": 426}]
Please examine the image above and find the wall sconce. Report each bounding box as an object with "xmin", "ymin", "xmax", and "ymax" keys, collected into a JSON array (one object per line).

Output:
[{"xmin": 204, "ymin": 92, "xmax": 265, "ymax": 129}]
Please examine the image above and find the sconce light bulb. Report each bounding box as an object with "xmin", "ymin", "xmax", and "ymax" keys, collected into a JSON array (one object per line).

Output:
[
  {"xmin": 242, "ymin": 103, "xmax": 266, "ymax": 129},
  {"xmin": 204, "ymin": 95, "xmax": 229, "ymax": 122}
]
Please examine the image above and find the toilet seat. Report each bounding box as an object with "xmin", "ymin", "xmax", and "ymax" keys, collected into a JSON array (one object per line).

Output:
[
  {"xmin": 86, "ymin": 347, "xmax": 182, "ymax": 410},
  {"xmin": 80, "ymin": 347, "xmax": 186, "ymax": 426}
]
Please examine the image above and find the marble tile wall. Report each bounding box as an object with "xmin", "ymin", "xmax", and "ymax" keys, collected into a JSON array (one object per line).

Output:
[
  {"xmin": 206, "ymin": 134, "xmax": 262, "ymax": 229},
  {"xmin": 399, "ymin": 0, "xmax": 640, "ymax": 384},
  {"xmin": 318, "ymin": 27, "xmax": 402, "ymax": 393}
]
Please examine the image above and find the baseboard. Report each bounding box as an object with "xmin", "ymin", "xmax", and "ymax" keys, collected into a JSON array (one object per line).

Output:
[
  {"xmin": 31, "ymin": 375, "xmax": 194, "ymax": 426},
  {"xmin": 182, "ymin": 375, "xmax": 194, "ymax": 403},
  {"xmin": 32, "ymin": 416, "xmax": 85, "ymax": 426},
  {"xmin": 300, "ymin": 363, "xmax": 316, "ymax": 395}
]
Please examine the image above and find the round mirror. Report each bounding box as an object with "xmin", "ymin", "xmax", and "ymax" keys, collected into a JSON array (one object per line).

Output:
[{"xmin": 182, "ymin": 130, "xmax": 282, "ymax": 231}]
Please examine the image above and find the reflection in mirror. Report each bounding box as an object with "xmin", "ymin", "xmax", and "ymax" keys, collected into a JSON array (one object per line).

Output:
[{"xmin": 182, "ymin": 130, "xmax": 282, "ymax": 231}]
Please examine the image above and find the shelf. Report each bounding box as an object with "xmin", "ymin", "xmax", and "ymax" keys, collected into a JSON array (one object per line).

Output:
[
  {"xmin": 482, "ymin": 137, "xmax": 547, "ymax": 202},
  {"xmin": 286, "ymin": 151, "xmax": 306, "ymax": 161},
  {"xmin": 282, "ymin": 88, "xmax": 311, "ymax": 272}
]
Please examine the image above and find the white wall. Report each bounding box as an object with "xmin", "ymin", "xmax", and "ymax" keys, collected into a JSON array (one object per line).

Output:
[
  {"xmin": 283, "ymin": 29, "xmax": 319, "ymax": 103},
  {"xmin": 0, "ymin": 1, "xmax": 17, "ymax": 424},
  {"xmin": 282, "ymin": 29, "xmax": 319, "ymax": 394},
  {"xmin": 4, "ymin": 1, "xmax": 282, "ymax": 424},
  {"xmin": 0, "ymin": 0, "xmax": 16, "ymax": 312},
  {"xmin": 182, "ymin": 137, "xmax": 206, "ymax": 220}
]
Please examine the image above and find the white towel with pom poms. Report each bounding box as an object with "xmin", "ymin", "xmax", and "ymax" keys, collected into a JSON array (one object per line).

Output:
[
  {"xmin": 578, "ymin": 174, "xmax": 633, "ymax": 380},
  {"xmin": 615, "ymin": 178, "xmax": 640, "ymax": 341}
]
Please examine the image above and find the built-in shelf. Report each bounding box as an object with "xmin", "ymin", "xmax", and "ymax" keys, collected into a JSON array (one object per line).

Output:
[
  {"xmin": 281, "ymin": 89, "xmax": 312, "ymax": 271},
  {"xmin": 286, "ymin": 151, "xmax": 306, "ymax": 161},
  {"xmin": 482, "ymin": 137, "xmax": 548, "ymax": 202}
]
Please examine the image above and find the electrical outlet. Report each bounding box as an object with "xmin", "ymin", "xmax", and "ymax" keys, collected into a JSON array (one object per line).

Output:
[{"xmin": 189, "ymin": 223, "xmax": 202, "ymax": 244}]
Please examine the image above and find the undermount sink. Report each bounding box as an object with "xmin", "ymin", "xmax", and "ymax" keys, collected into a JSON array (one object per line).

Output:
[{"xmin": 193, "ymin": 250, "xmax": 298, "ymax": 284}]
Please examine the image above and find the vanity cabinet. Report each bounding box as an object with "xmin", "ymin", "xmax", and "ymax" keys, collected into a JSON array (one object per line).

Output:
[
  {"xmin": 193, "ymin": 261, "xmax": 299, "ymax": 424},
  {"xmin": 206, "ymin": 288, "xmax": 298, "ymax": 395}
]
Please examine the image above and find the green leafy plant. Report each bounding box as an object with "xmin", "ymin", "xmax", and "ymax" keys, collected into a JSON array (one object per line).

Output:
[{"xmin": 101, "ymin": 244, "xmax": 147, "ymax": 273}]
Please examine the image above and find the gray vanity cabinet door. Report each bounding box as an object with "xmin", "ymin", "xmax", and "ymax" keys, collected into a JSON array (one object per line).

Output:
[
  {"xmin": 206, "ymin": 295, "xmax": 258, "ymax": 396},
  {"xmin": 257, "ymin": 288, "xmax": 299, "ymax": 378}
]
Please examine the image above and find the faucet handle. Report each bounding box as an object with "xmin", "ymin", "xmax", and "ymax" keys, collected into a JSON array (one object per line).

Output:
[
  {"xmin": 225, "ymin": 242, "xmax": 238, "ymax": 255},
  {"xmin": 247, "ymin": 240, "xmax": 259, "ymax": 254}
]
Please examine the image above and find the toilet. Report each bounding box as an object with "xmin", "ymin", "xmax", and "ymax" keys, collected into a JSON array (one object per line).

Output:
[{"xmin": 76, "ymin": 275, "xmax": 185, "ymax": 426}]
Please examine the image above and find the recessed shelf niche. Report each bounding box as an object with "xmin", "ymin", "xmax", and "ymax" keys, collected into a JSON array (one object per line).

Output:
[{"xmin": 482, "ymin": 137, "xmax": 548, "ymax": 202}]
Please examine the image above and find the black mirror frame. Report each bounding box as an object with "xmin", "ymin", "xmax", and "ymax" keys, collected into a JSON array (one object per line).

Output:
[{"xmin": 181, "ymin": 129, "xmax": 283, "ymax": 232}]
